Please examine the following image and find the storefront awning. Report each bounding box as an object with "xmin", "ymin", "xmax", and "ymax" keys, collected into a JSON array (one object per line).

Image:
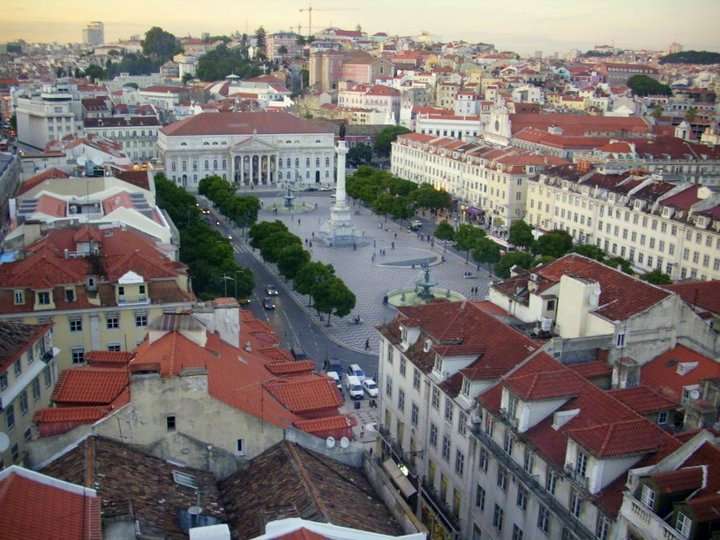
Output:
[{"xmin": 382, "ymin": 458, "xmax": 417, "ymax": 498}]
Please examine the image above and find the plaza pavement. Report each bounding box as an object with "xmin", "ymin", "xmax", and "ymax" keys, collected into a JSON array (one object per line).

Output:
[{"xmin": 252, "ymin": 192, "xmax": 492, "ymax": 354}]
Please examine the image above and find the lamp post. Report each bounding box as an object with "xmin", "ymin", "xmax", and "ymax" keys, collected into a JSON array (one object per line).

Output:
[{"xmin": 222, "ymin": 275, "xmax": 234, "ymax": 297}]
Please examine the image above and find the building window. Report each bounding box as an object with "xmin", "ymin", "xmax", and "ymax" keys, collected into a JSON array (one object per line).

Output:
[
  {"xmin": 523, "ymin": 447, "xmax": 534, "ymax": 473},
  {"xmin": 641, "ymin": 485, "xmax": 656, "ymax": 509},
  {"xmin": 493, "ymin": 504, "xmax": 504, "ymax": 531},
  {"xmin": 32, "ymin": 378, "xmax": 41, "ymax": 401},
  {"xmin": 108, "ymin": 344, "xmax": 121, "ymax": 352},
  {"xmin": 107, "ymin": 315, "xmax": 119, "ymax": 329},
  {"xmin": 399, "ymin": 357, "xmax": 406, "ymax": 376},
  {"xmin": 657, "ymin": 411, "xmax": 668, "ymax": 425},
  {"xmin": 38, "ymin": 291, "xmax": 50, "ymax": 305},
  {"xmin": 19, "ymin": 390, "xmax": 28, "ymax": 415},
  {"xmin": 442, "ymin": 435, "xmax": 451, "ymax": 461},
  {"xmin": 512, "ymin": 525, "xmax": 524, "ymax": 540},
  {"xmin": 537, "ymin": 505, "xmax": 551, "ymax": 534},
  {"xmin": 569, "ymin": 488, "xmax": 582, "ymax": 518},
  {"xmin": 13, "ymin": 290, "xmax": 24, "ymax": 305},
  {"xmin": 516, "ymin": 485, "xmax": 528, "ymax": 510},
  {"xmin": 135, "ymin": 314, "xmax": 148, "ymax": 327},
  {"xmin": 69, "ymin": 318, "xmax": 82, "ymax": 332},
  {"xmin": 431, "ymin": 387, "xmax": 440, "ymax": 409},
  {"xmin": 675, "ymin": 513, "xmax": 691, "ymax": 537},
  {"xmin": 411, "ymin": 403, "xmax": 419, "ymax": 426},
  {"xmin": 503, "ymin": 430, "xmax": 514, "ymax": 455},
  {"xmin": 166, "ymin": 415, "xmax": 176, "ymax": 432},
  {"xmin": 455, "ymin": 450, "xmax": 465, "ymax": 476},
  {"xmin": 5, "ymin": 404, "xmax": 14, "ymax": 431},
  {"xmin": 444, "ymin": 397, "xmax": 453, "ymax": 423},
  {"xmin": 576, "ymin": 450, "xmax": 588, "ymax": 477},
  {"xmin": 0, "ymin": 373, "xmax": 7, "ymax": 391},
  {"xmin": 236, "ymin": 438, "xmax": 245, "ymax": 455},
  {"xmin": 476, "ymin": 485, "xmax": 485, "ymax": 510},
  {"xmin": 24, "ymin": 427, "xmax": 32, "ymax": 442},
  {"xmin": 458, "ymin": 411, "xmax": 467, "ymax": 436},
  {"xmin": 11, "ymin": 444, "xmax": 18, "ymax": 462},
  {"xmin": 429, "ymin": 423, "xmax": 438, "ymax": 447},
  {"xmin": 413, "ymin": 368, "xmax": 421, "ymax": 390},
  {"xmin": 398, "ymin": 389, "xmax": 405, "ymax": 412},
  {"xmin": 595, "ymin": 514, "xmax": 610, "ymax": 540},
  {"xmin": 497, "ymin": 466, "xmax": 508, "ymax": 491},
  {"xmin": 43, "ymin": 366, "xmax": 52, "ymax": 387},
  {"xmin": 385, "ymin": 375, "xmax": 392, "ymax": 398},
  {"xmin": 14, "ymin": 359, "xmax": 21, "ymax": 376},
  {"xmin": 479, "ymin": 447, "xmax": 488, "ymax": 472},
  {"xmin": 71, "ymin": 347, "xmax": 85, "ymax": 364},
  {"xmin": 546, "ymin": 469, "xmax": 557, "ymax": 494}
]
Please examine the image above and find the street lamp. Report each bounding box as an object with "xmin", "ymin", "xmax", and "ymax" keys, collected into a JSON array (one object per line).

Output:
[{"xmin": 222, "ymin": 275, "xmax": 234, "ymax": 297}]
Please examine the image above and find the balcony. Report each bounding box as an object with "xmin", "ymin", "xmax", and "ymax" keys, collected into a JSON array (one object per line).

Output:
[
  {"xmin": 420, "ymin": 479, "xmax": 460, "ymax": 533},
  {"xmin": 620, "ymin": 495, "xmax": 684, "ymax": 540}
]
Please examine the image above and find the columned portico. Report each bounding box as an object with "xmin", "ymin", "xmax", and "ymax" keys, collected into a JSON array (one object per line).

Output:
[{"xmin": 233, "ymin": 152, "xmax": 278, "ymax": 186}]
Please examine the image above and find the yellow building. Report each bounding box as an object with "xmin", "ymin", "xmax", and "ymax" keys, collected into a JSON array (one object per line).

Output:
[{"xmin": 0, "ymin": 225, "xmax": 194, "ymax": 373}]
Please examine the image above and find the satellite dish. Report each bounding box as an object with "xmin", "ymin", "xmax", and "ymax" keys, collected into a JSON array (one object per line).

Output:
[
  {"xmin": 689, "ymin": 390, "xmax": 701, "ymax": 400},
  {"xmin": 325, "ymin": 436, "xmax": 336, "ymax": 449},
  {"xmin": 0, "ymin": 433, "xmax": 9, "ymax": 453},
  {"xmin": 340, "ymin": 437, "xmax": 350, "ymax": 449}
]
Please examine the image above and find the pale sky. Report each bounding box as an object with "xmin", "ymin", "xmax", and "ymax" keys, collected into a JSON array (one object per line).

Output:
[{"xmin": 2, "ymin": 0, "xmax": 719, "ymax": 55}]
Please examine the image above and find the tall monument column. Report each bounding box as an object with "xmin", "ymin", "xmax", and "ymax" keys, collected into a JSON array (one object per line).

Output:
[{"xmin": 335, "ymin": 140, "xmax": 348, "ymax": 207}]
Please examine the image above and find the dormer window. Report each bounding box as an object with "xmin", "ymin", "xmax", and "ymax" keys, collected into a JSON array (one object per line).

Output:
[
  {"xmin": 14, "ymin": 290, "xmax": 24, "ymax": 305},
  {"xmin": 65, "ymin": 288, "xmax": 75, "ymax": 303},
  {"xmin": 461, "ymin": 377, "xmax": 470, "ymax": 397},
  {"xmin": 423, "ymin": 339, "xmax": 432, "ymax": 353},
  {"xmin": 576, "ymin": 450, "xmax": 589, "ymax": 478},
  {"xmin": 508, "ymin": 394, "xmax": 519, "ymax": 419},
  {"xmin": 118, "ymin": 286, "xmax": 125, "ymax": 297},
  {"xmin": 37, "ymin": 291, "xmax": 50, "ymax": 305},
  {"xmin": 434, "ymin": 356, "xmax": 443, "ymax": 375},
  {"xmin": 675, "ymin": 512, "xmax": 692, "ymax": 538},
  {"xmin": 400, "ymin": 325, "xmax": 407, "ymax": 342}
]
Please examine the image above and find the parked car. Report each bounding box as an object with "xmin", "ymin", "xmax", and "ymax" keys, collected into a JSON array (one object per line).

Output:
[
  {"xmin": 362, "ymin": 378, "xmax": 379, "ymax": 398},
  {"xmin": 409, "ymin": 219, "xmax": 423, "ymax": 231},
  {"xmin": 265, "ymin": 285, "xmax": 279, "ymax": 296},
  {"xmin": 345, "ymin": 375, "xmax": 364, "ymax": 400},
  {"xmin": 327, "ymin": 371, "xmax": 342, "ymax": 392},
  {"xmin": 262, "ymin": 297, "xmax": 276, "ymax": 310},
  {"xmin": 324, "ymin": 360, "xmax": 342, "ymax": 374},
  {"xmin": 346, "ymin": 363, "xmax": 366, "ymax": 382},
  {"xmin": 290, "ymin": 346, "xmax": 308, "ymax": 360}
]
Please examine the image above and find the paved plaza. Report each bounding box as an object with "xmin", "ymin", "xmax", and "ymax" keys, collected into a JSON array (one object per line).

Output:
[{"xmin": 253, "ymin": 192, "xmax": 492, "ymax": 353}]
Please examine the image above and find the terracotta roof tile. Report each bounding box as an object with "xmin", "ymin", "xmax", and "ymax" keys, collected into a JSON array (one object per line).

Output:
[
  {"xmin": 608, "ymin": 386, "xmax": 677, "ymax": 415},
  {"xmin": 266, "ymin": 377, "xmax": 342, "ymax": 413},
  {"xmin": 568, "ymin": 419, "xmax": 662, "ymax": 458},
  {"xmin": 161, "ymin": 111, "xmax": 333, "ymax": 137},
  {"xmin": 0, "ymin": 321, "xmax": 49, "ymax": 373},
  {"xmin": 85, "ymin": 350, "xmax": 134, "ymax": 368},
  {"xmin": 16, "ymin": 167, "xmax": 69, "ymax": 195},
  {"xmin": 568, "ymin": 360, "xmax": 612, "ymax": 379},
  {"xmin": 0, "ymin": 467, "xmax": 102, "ymax": 540},
  {"xmin": 664, "ymin": 281, "xmax": 720, "ymax": 316},
  {"xmin": 652, "ymin": 466, "xmax": 704, "ymax": 494},
  {"xmin": 52, "ymin": 367, "xmax": 129, "ymax": 405},
  {"xmin": 641, "ymin": 345, "xmax": 720, "ymax": 403},
  {"xmin": 266, "ymin": 361, "xmax": 316, "ymax": 376}
]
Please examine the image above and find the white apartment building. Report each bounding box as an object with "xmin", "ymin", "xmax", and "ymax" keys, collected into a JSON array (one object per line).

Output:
[
  {"xmin": 266, "ymin": 32, "xmax": 302, "ymax": 60},
  {"xmin": 158, "ymin": 111, "xmax": 335, "ymax": 191},
  {"xmin": 525, "ymin": 166, "xmax": 720, "ymax": 281},
  {"xmin": 82, "ymin": 21, "xmax": 104, "ymax": 47},
  {"xmin": 338, "ymin": 84, "xmax": 401, "ymax": 124},
  {"xmin": 0, "ymin": 321, "xmax": 58, "ymax": 467},
  {"xmin": 415, "ymin": 112, "xmax": 483, "ymax": 142},
  {"xmin": 15, "ymin": 82, "xmax": 82, "ymax": 149},
  {"xmin": 391, "ymin": 133, "xmax": 567, "ymax": 229},
  {"xmin": 83, "ymin": 116, "xmax": 160, "ymax": 162},
  {"xmin": 377, "ymin": 301, "xmax": 543, "ymax": 540}
]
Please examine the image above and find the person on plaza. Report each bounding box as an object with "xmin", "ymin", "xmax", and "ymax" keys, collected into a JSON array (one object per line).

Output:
[{"xmin": 365, "ymin": 338, "xmax": 370, "ymax": 350}]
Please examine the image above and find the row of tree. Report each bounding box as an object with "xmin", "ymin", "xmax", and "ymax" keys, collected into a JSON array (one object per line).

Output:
[
  {"xmin": 249, "ymin": 222, "xmax": 356, "ymax": 325},
  {"xmin": 196, "ymin": 44, "xmax": 262, "ymax": 81},
  {"xmin": 347, "ymin": 166, "xmax": 452, "ymax": 219},
  {"xmin": 155, "ymin": 174, "xmax": 254, "ymax": 299},
  {"xmin": 198, "ymin": 176, "xmax": 260, "ymax": 228},
  {"xmin": 434, "ymin": 219, "xmax": 671, "ymax": 283}
]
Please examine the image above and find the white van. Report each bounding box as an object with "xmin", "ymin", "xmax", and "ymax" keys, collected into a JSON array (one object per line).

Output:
[
  {"xmin": 326, "ymin": 371, "xmax": 342, "ymax": 392},
  {"xmin": 345, "ymin": 375, "xmax": 364, "ymax": 400}
]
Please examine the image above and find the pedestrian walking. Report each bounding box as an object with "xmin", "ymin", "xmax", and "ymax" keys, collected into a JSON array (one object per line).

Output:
[
  {"xmin": 391, "ymin": 241, "xmax": 395, "ymax": 249},
  {"xmin": 309, "ymin": 241, "xmax": 313, "ymax": 248},
  {"xmin": 298, "ymin": 218, "xmax": 301, "ymax": 225},
  {"xmin": 365, "ymin": 338, "xmax": 370, "ymax": 351},
  {"xmin": 394, "ymin": 232, "xmax": 397, "ymax": 239}
]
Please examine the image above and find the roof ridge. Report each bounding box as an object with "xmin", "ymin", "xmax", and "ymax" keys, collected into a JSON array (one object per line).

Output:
[{"xmin": 284, "ymin": 443, "xmax": 330, "ymax": 520}]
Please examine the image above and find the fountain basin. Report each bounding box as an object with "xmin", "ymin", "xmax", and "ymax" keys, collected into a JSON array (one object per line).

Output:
[{"xmin": 386, "ymin": 287, "xmax": 466, "ymax": 308}]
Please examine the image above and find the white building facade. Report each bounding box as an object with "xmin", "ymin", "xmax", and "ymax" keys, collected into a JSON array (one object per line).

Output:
[
  {"xmin": 15, "ymin": 83, "xmax": 82, "ymax": 149},
  {"xmin": 83, "ymin": 116, "xmax": 160, "ymax": 162},
  {"xmin": 158, "ymin": 111, "xmax": 336, "ymax": 191}
]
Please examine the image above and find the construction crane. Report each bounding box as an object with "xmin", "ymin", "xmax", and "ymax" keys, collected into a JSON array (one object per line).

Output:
[{"xmin": 298, "ymin": 5, "xmax": 357, "ymax": 40}]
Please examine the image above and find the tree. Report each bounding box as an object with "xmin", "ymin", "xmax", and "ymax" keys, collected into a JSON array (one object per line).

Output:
[
  {"xmin": 374, "ymin": 126, "xmax": 411, "ymax": 156},
  {"xmin": 277, "ymin": 244, "xmax": 311, "ymax": 280},
  {"xmin": 259, "ymin": 231, "xmax": 301, "ymax": 262},
  {"xmin": 84, "ymin": 64, "xmax": 105, "ymax": 82},
  {"xmin": 651, "ymin": 104, "xmax": 663, "ymax": 119},
  {"xmin": 534, "ymin": 230, "xmax": 573, "ymax": 258},
  {"xmin": 412, "ymin": 184, "xmax": 452, "ymax": 211},
  {"xmin": 313, "ymin": 276, "xmax": 356, "ymax": 326},
  {"xmin": 434, "ymin": 221, "xmax": 455, "ymax": 241},
  {"xmin": 347, "ymin": 143, "xmax": 373, "ymax": 167},
  {"xmin": 105, "ymin": 54, "xmax": 159, "ymax": 78},
  {"xmin": 606, "ymin": 256, "xmax": 634, "ymax": 275},
  {"xmin": 255, "ymin": 27, "xmax": 267, "ymax": 57},
  {"xmin": 508, "ymin": 220, "xmax": 534, "ymax": 249},
  {"xmin": 10, "ymin": 114, "xmax": 16, "ymax": 131},
  {"xmin": 472, "ymin": 237, "xmax": 501, "ymax": 272},
  {"xmin": 573, "ymin": 244, "xmax": 606, "ymax": 262},
  {"xmin": 660, "ymin": 50, "xmax": 720, "ymax": 65},
  {"xmin": 142, "ymin": 26, "xmax": 182, "ymax": 62},
  {"xmin": 74, "ymin": 67, "xmax": 83, "ymax": 78},
  {"xmin": 640, "ymin": 270, "xmax": 672, "ymax": 285},
  {"xmin": 495, "ymin": 251, "xmax": 535, "ymax": 278},
  {"xmin": 686, "ymin": 106, "xmax": 698, "ymax": 123},
  {"xmin": 454, "ymin": 224, "xmax": 485, "ymax": 262},
  {"xmin": 627, "ymin": 75, "xmax": 672, "ymax": 97},
  {"xmin": 295, "ymin": 262, "xmax": 335, "ymax": 306},
  {"xmin": 196, "ymin": 44, "xmax": 262, "ymax": 81},
  {"xmin": 182, "ymin": 72, "xmax": 194, "ymax": 85},
  {"xmin": 249, "ymin": 220, "xmax": 288, "ymax": 249}
]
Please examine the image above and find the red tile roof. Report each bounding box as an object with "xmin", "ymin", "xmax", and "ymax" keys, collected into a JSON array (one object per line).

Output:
[
  {"xmin": 535, "ymin": 254, "xmax": 671, "ymax": 321},
  {"xmin": 161, "ymin": 111, "xmax": 333, "ymax": 137},
  {"xmin": 505, "ymin": 368, "xmax": 585, "ymax": 401},
  {"xmin": 266, "ymin": 361, "xmax": 316, "ymax": 376},
  {"xmin": 266, "ymin": 377, "xmax": 342, "ymax": 413},
  {"xmin": 664, "ymin": 281, "xmax": 720, "ymax": 316},
  {"xmin": 0, "ymin": 321, "xmax": 50, "ymax": 374},
  {"xmin": 277, "ymin": 529, "xmax": 327, "ymax": 540},
  {"xmin": 16, "ymin": 168, "xmax": 69, "ymax": 195},
  {"xmin": 86, "ymin": 350, "xmax": 134, "ymax": 368},
  {"xmin": 652, "ymin": 466, "xmax": 704, "ymax": 494},
  {"xmin": 510, "ymin": 112, "xmax": 649, "ymax": 137},
  {"xmin": 641, "ymin": 345, "xmax": 720, "ymax": 403},
  {"xmin": 608, "ymin": 386, "xmax": 677, "ymax": 415},
  {"xmin": 0, "ymin": 467, "xmax": 102, "ymax": 540},
  {"xmin": 568, "ymin": 360, "xmax": 612, "ymax": 379},
  {"xmin": 52, "ymin": 367, "xmax": 129, "ymax": 406}
]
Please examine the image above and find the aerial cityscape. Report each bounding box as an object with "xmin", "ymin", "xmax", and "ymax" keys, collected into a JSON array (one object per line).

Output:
[{"xmin": 1, "ymin": 2, "xmax": 720, "ymax": 539}]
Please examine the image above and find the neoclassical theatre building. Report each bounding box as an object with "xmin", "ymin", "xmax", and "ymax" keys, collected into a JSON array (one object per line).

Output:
[{"xmin": 158, "ymin": 111, "xmax": 336, "ymax": 191}]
